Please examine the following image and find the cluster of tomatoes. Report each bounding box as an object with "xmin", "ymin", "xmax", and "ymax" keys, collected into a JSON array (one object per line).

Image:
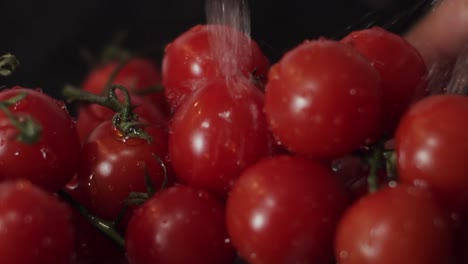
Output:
[{"xmin": 0, "ymin": 22, "xmax": 467, "ymax": 264}]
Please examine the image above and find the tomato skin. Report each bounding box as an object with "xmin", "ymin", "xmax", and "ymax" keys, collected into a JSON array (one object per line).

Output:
[
  {"xmin": 396, "ymin": 94, "xmax": 468, "ymax": 216},
  {"xmin": 264, "ymin": 39, "xmax": 382, "ymax": 159},
  {"xmin": 0, "ymin": 180, "xmax": 74, "ymax": 264},
  {"xmin": 169, "ymin": 78, "xmax": 272, "ymax": 197},
  {"xmin": 76, "ymin": 120, "xmax": 169, "ymax": 221},
  {"xmin": 0, "ymin": 87, "xmax": 81, "ymax": 192},
  {"xmin": 342, "ymin": 27, "xmax": 428, "ymax": 135},
  {"xmin": 335, "ymin": 184, "xmax": 455, "ymax": 264},
  {"xmin": 226, "ymin": 155, "xmax": 349, "ymax": 264},
  {"xmin": 82, "ymin": 57, "xmax": 168, "ymax": 114},
  {"xmin": 125, "ymin": 184, "xmax": 236, "ymax": 264},
  {"xmin": 76, "ymin": 95, "xmax": 168, "ymax": 141},
  {"xmin": 162, "ymin": 24, "xmax": 269, "ymax": 112}
]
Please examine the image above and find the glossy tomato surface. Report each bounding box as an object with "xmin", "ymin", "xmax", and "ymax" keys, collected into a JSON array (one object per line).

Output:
[
  {"xmin": 342, "ymin": 26, "xmax": 428, "ymax": 135},
  {"xmin": 226, "ymin": 155, "xmax": 349, "ymax": 264},
  {"xmin": 396, "ymin": 94, "xmax": 468, "ymax": 216},
  {"xmin": 162, "ymin": 24, "xmax": 269, "ymax": 112},
  {"xmin": 125, "ymin": 184, "xmax": 235, "ymax": 264},
  {"xmin": 169, "ymin": 77, "xmax": 272, "ymax": 197},
  {"xmin": 264, "ymin": 39, "xmax": 382, "ymax": 159},
  {"xmin": 0, "ymin": 180, "xmax": 74, "ymax": 264},
  {"xmin": 335, "ymin": 184, "xmax": 455, "ymax": 264},
  {"xmin": 0, "ymin": 87, "xmax": 81, "ymax": 192},
  {"xmin": 76, "ymin": 120, "xmax": 169, "ymax": 220}
]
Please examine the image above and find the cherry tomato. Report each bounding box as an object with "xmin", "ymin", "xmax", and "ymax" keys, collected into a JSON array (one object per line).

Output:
[
  {"xmin": 125, "ymin": 184, "xmax": 236, "ymax": 264},
  {"xmin": 162, "ymin": 24, "xmax": 269, "ymax": 112},
  {"xmin": 342, "ymin": 26, "xmax": 428, "ymax": 135},
  {"xmin": 335, "ymin": 183, "xmax": 455, "ymax": 264},
  {"xmin": 264, "ymin": 39, "xmax": 382, "ymax": 159},
  {"xmin": 0, "ymin": 180, "xmax": 74, "ymax": 264},
  {"xmin": 169, "ymin": 77, "xmax": 272, "ymax": 197},
  {"xmin": 0, "ymin": 87, "xmax": 81, "ymax": 192},
  {"xmin": 396, "ymin": 94, "xmax": 468, "ymax": 216},
  {"xmin": 76, "ymin": 95, "xmax": 168, "ymax": 141},
  {"xmin": 226, "ymin": 155, "xmax": 349, "ymax": 264},
  {"xmin": 76, "ymin": 120, "xmax": 169, "ymax": 221},
  {"xmin": 82, "ymin": 57, "xmax": 168, "ymax": 114}
]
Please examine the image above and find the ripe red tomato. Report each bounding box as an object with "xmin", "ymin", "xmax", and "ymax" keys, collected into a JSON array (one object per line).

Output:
[
  {"xmin": 226, "ymin": 155, "xmax": 349, "ymax": 264},
  {"xmin": 396, "ymin": 94, "xmax": 468, "ymax": 216},
  {"xmin": 335, "ymin": 183, "xmax": 455, "ymax": 264},
  {"xmin": 264, "ymin": 39, "xmax": 382, "ymax": 159},
  {"xmin": 162, "ymin": 24, "xmax": 269, "ymax": 112},
  {"xmin": 125, "ymin": 184, "xmax": 236, "ymax": 264},
  {"xmin": 76, "ymin": 95, "xmax": 168, "ymax": 141},
  {"xmin": 0, "ymin": 180, "xmax": 74, "ymax": 264},
  {"xmin": 0, "ymin": 87, "xmax": 81, "ymax": 192},
  {"xmin": 342, "ymin": 26, "xmax": 428, "ymax": 135},
  {"xmin": 82, "ymin": 57, "xmax": 168, "ymax": 113},
  {"xmin": 169, "ymin": 77, "xmax": 273, "ymax": 197},
  {"xmin": 75, "ymin": 120, "xmax": 169, "ymax": 221}
]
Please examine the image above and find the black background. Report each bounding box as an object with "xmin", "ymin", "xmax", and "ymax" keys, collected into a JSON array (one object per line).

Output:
[{"xmin": 0, "ymin": 0, "xmax": 433, "ymax": 99}]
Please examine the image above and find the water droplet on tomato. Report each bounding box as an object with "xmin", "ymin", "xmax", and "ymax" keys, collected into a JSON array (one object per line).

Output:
[
  {"xmin": 349, "ymin": 89, "xmax": 357, "ymax": 95},
  {"xmin": 339, "ymin": 250, "xmax": 349, "ymax": 259}
]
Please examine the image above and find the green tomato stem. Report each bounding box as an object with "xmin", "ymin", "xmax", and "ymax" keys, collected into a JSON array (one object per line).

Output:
[
  {"xmin": 366, "ymin": 141, "xmax": 385, "ymax": 193},
  {"xmin": 62, "ymin": 84, "xmax": 152, "ymax": 142},
  {"xmin": 0, "ymin": 54, "xmax": 20, "ymax": 76},
  {"xmin": 57, "ymin": 190, "xmax": 125, "ymax": 248},
  {"xmin": 0, "ymin": 92, "xmax": 42, "ymax": 144}
]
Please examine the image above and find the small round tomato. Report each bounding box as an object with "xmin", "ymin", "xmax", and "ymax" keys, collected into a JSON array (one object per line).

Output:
[
  {"xmin": 82, "ymin": 57, "xmax": 168, "ymax": 114},
  {"xmin": 335, "ymin": 183, "xmax": 455, "ymax": 264},
  {"xmin": 342, "ymin": 26, "xmax": 428, "ymax": 135},
  {"xmin": 76, "ymin": 120, "xmax": 169, "ymax": 221},
  {"xmin": 0, "ymin": 180, "xmax": 74, "ymax": 264},
  {"xmin": 226, "ymin": 155, "xmax": 349, "ymax": 264},
  {"xmin": 264, "ymin": 39, "xmax": 382, "ymax": 159},
  {"xmin": 169, "ymin": 77, "xmax": 272, "ymax": 197},
  {"xmin": 162, "ymin": 24, "xmax": 269, "ymax": 112},
  {"xmin": 125, "ymin": 184, "xmax": 236, "ymax": 264},
  {"xmin": 0, "ymin": 87, "xmax": 81, "ymax": 192},
  {"xmin": 76, "ymin": 95, "xmax": 168, "ymax": 141},
  {"xmin": 396, "ymin": 94, "xmax": 468, "ymax": 216}
]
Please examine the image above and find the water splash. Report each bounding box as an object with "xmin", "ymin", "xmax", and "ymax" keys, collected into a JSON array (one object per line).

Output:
[{"xmin": 205, "ymin": 0, "xmax": 252, "ymax": 78}]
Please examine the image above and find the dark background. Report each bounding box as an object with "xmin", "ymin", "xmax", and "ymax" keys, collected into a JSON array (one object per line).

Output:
[{"xmin": 0, "ymin": 0, "xmax": 434, "ymax": 99}]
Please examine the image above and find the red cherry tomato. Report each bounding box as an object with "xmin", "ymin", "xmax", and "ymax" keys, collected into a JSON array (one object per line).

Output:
[
  {"xmin": 264, "ymin": 39, "xmax": 382, "ymax": 159},
  {"xmin": 82, "ymin": 57, "xmax": 168, "ymax": 114},
  {"xmin": 335, "ymin": 183, "xmax": 455, "ymax": 264},
  {"xmin": 162, "ymin": 24, "xmax": 269, "ymax": 112},
  {"xmin": 169, "ymin": 78, "xmax": 272, "ymax": 197},
  {"xmin": 226, "ymin": 155, "xmax": 349, "ymax": 264},
  {"xmin": 76, "ymin": 120, "xmax": 169, "ymax": 221},
  {"xmin": 76, "ymin": 95, "xmax": 168, "ymax": 141},
  {"xmin": 0, "ymin": 87, "xmax": 81, "ymax": 192},
  {"xmin": 0, "ymin": 180, "xmax": 74, "ymax": 264},
  {"xmin": 125, "ymin": 184, "xmax": 236, "ymax": 264},
  {"xmin": 396, "ymin": 94, "xmax": 468, "ymax": 216},
  {"xmin": 342, "ymin": 26, "xmax": 428, "ymax": 135}
]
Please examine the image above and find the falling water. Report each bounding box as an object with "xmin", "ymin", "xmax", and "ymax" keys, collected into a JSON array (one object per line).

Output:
[{"xmin": 205, "ymin": 0, "xmax": 252, "ymax": 78}]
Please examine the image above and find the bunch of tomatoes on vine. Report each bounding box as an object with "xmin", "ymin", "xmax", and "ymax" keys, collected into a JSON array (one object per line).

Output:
[{"xmin": 0, "ymin": 21, "xmax": 467, "ymax": 264}]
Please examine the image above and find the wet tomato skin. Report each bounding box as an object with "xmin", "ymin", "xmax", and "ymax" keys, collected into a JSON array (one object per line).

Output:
[
  {"xmin": 76, "ymin": 120, "xmax": 169, "ymax": 221},
  {"xmin": 226, "ymin": 155, "xmax": 349, "ymax": 264},
  {"xmin": 264, "ymin": 39, "xmax": 382, "ymax": 159},
  {"xmin": 162, "ymin": 24, "xmax": 269, "ymax": 112},
  {"xmin": 125, "ymin": 184, "xmax": 236, "ymax": 264},
  {"xmin": 169, "ymin": 78, "xmax": 272, "ymax": 197},
  {"xmin": 335, "ymin": 183, "xmax": 456, "ymax": 264},
  {"xmin": 0, "ymin": 180, "xmax": 74, "ymax": 264},
  {"xmin": 396, "ymin": 94, "xmax": 468, "ymax": 216},
  {"xmin": 0, "ymin": 87, "xmax": 81, "ymax": 192},
  {"xmin": 342, "ymin": 26, "xmax": 428, "ymax": 134}
]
